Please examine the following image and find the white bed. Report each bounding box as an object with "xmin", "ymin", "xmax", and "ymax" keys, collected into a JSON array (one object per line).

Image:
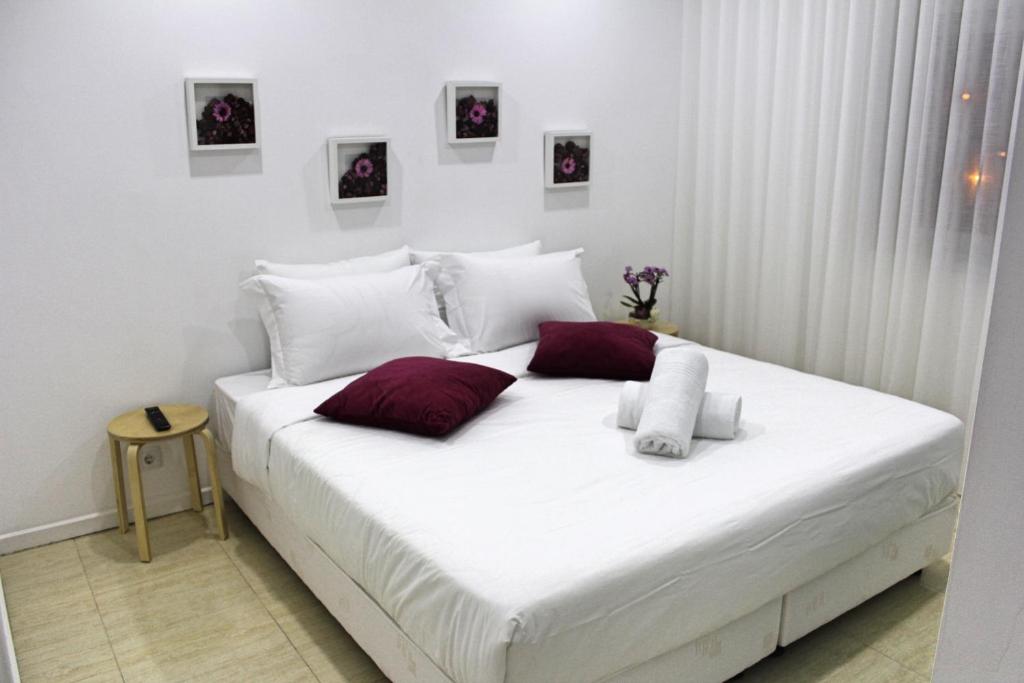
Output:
[{"xmin": 213, "ymin": 336, "xmax": 962, "ymax": 683}]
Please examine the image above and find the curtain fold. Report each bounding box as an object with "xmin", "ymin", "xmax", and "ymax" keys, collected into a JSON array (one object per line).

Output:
[{"xmin": 673, "ymin": 0, "xmax": 1024, "ymax": 419}]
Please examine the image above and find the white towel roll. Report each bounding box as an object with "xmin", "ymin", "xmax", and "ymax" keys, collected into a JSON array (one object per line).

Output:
[
  {"xmin": 633, "ymin": 348, "xmax": 709, "ymax": 458},
  {"xmin": 617, "ymin": 383, "xmax": 742, "ymax": 440}
]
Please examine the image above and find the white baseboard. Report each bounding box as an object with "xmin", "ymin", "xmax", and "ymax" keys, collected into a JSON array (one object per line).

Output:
[
  {"xmin": 0, "ymin": 488, "xmax": 214, "ymax": 556},
  {"xmin": 0, "ymin": 575, "xmax": 20, "ymax": 683}
]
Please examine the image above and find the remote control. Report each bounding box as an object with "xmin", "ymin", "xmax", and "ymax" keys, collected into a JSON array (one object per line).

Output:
[{"xmin": 145, "ymin": 406, "xmax": 171, "ymax": 432}]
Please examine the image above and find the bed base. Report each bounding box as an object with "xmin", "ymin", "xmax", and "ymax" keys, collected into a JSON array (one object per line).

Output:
[
  {"xmin": 219, "ymin": 457, "xmax": 955, "ymax": 683},
  {"xmin": 779, "ymin": 496, "xmax": 957, "ymax": 645}
]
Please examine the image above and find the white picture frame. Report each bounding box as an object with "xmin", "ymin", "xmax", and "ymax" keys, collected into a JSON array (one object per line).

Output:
[
  {"xmin": 445, "ymin": 81, "xmax": 501, "ymax": 144},
  {"xmin": 327, "ymin": 137, "xmax": 389, "ymax": 206},
  {"xmin": 185, "ymin": 78, "xmax": 260, "ymax": 152},
  {"xmin": 545, "ymin": 130, "xmax": 592, "ymax": 188}
]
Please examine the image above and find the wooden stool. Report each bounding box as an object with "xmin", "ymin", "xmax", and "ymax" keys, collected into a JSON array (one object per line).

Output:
[
  {"xmin": 107, "ymin": 404, "xmax": 228, "ymax": 562},
  {"xmin": 618, "ymin": 319, "xmax": 680, "ymax": 336}
]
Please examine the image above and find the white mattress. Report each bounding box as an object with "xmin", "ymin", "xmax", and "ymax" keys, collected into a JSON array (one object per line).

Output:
[
  {"xmin": 212, "ymin": 369, "xmax": 273, "ymax": 451},
  {"xmin": 217, "ymin": 337, "xmax": 963, "ymax": 683}
]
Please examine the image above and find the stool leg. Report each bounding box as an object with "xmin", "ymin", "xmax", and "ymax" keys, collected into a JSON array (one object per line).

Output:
[
  {"xmin": 108, "ymin": 435, "xmax": 129, "ymax": 534},
  {"xmin": 126, "ymin": 444, "xmax": 152, "ymax": 562},
  {"xmin": 199, "ymin": 428, "xmax": 228, "ymax": 540},
  {"xmin": 183, "ymin": 433, "xmax": 203, "ymax": 512}
]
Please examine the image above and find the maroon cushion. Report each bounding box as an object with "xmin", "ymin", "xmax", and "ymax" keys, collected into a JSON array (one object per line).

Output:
[
  {"xmin": 314, "ymin": 357, "xmax": 516, "ymax": 436},
  {"xmin": 527, "ymin": 321, "xmax": 658, "ymax": 380}
]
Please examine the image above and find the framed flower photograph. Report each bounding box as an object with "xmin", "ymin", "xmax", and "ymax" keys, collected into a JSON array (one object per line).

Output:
[
  {"xmin": 185, "ymin": 78, "xmax": 260, "ymax": 151},
  {"xmin": 446, "ymin": 81, "xmax": 500, "ymax": 144},
  {"xmin": 545, "ymin": 131, "xmax": 591, "ymax": 188},
  {"xmin": 327, "ymin": 137, "xmax": 389, "ymax": 206}
]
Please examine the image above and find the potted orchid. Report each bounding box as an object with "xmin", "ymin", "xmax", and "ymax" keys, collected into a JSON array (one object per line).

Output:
[{"xmin": 621, "ymin": 266, "xmax": 669, "ymax": 321}]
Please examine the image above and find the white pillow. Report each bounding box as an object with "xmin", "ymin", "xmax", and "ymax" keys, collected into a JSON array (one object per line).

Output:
[
  {"xmin": 440, "ymin": 250, "xmax": 596, "ymax": 353},
  {"xmin": 255, "ymin": 245, "xmax": 410, "ymax": 278},
  {"xmin": 249, "ymin": 246, "xmax": 411, "ymax": 387},
  {"xmin": 241, "ymin": 265, "xmax": 466, "ymax": 387},
  {"xmin": 411, "ymin": 241, "xmax": 542, "ymax": 321},
  {"xmin": 409, "ymin": 240, "xmax": 541, "ymax": 265}
]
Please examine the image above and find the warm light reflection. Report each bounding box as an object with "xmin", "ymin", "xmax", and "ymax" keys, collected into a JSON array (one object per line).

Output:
[
  {"xmin": 998, "ymin": 150, "xmax": 1008, "ymax": 158},
  {"xmin": 967, "ymin": 169, "xmax": 983, "ymax": 189},
  {"xmin": 961, "ymin": 91, "xmax": 972, "ymax": 101}
]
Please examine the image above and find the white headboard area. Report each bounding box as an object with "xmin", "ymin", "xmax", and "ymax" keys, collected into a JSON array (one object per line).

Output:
[{"xmin": 0, "ymin": 0, "xmax": 684, "ymax": 548}]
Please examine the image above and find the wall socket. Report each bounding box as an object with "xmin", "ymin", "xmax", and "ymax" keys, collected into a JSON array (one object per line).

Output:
[{"xmin": 141, "ymin": 448, "xmax": 163, "ymax": 470}]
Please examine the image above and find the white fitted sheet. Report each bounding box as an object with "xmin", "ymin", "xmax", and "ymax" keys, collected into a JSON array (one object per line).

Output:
[
  {"xmin": 212, "ymin": 369, "xmax": 272, "ymax": 451},
  {"xmin": 224, "ymin": 338, "xmax": 963, "ymax": 683}
]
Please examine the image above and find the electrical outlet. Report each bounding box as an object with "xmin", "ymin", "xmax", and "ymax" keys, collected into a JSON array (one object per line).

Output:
[{"xmin": 141, "ymin": 448, "xmax": 163, "ymax": 470}]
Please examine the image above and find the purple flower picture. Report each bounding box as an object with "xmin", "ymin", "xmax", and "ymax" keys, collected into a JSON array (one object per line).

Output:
[
  {"xmin": 196, "ymin": 92, "xmax": 256, "ymax": 146},
  {"xmin": 552, "ymin": 137, "xmax": 590, "ymax": 185},
  {"xmin": 455, "ymin": 94, "xmax": 498, "ymax": 139},
  {"xmin": 339, "ymin": 142, "xmax": 387, "ymax": 200}
]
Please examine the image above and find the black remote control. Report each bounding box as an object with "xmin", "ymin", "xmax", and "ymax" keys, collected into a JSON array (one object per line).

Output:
[{"xmin": 145, "ymin": 406, "xmax": 171, "ymax": 432}]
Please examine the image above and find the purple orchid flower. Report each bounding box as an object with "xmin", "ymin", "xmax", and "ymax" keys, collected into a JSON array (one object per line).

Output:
[
  {"xmin": 621, "ymin": 264, "xmax": 670, "ymax": 320},
  {"xmin": 468, "ymin": 102, "xmax": 488, "ymax": 125},
  {"xmin": 354, "ymin": 157, "xmax": 374, "ymax": 178},
  {"xmin": 211, "ymin": 99, "xmax": 232, "ymax": 122},
  {"xmin": 561, "ymin": 156, "xmax": 577, "ymax": 175}
]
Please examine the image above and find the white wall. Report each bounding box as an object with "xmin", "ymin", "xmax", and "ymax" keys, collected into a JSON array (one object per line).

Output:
[
  {"xmin": 0, "ymin": 1, "xmax": 684, "ymax": 545},
  {"xmin": 932, "ymin": 59, "xmax": 1024, "ymax": 682}
]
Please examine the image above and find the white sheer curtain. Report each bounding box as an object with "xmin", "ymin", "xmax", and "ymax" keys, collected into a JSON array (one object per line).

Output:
[{"xmin": 672, "ymin": 0, "xmax": 1024, "ymax": 419}]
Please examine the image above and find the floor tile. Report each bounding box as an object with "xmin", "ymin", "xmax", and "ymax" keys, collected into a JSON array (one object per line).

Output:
[
  {"xmin": 739, "ymin": 626, "xmax": 924, "ymax": 682},
  {"xmin": 75, "ymin": 509, "xmax": 228, "ymax": 594},
  {"xmin": 15, "ymin": 642, "xmax": 123, "ymax": 683},
  {"xmin": 219, "ymin": 513, "xmax": 321, "ymax": 620},
  {"xmin": 829, "ymin": 578, "xmax": 944, "ymax": 677},
  {"xmin": 0, "ymin": 540, "xmax": 84, "ymax": 598},
  {"xmin": 0, "ymin": 539, "xmax": 122, "ymax": 682},
  {"xmin": 112, "ymin": 599, "xmax": 312, "ymax": 683},
  {"xmin": 92, "ymin": 554, "xmax": 257, "ymax": 642},
  {"xmin": 274, "ymin": 601, "xmax": 387, "ymax": 683},
  {"xmin": 919, "ymin": 555, "xmax": 951, "ymax": 593}
]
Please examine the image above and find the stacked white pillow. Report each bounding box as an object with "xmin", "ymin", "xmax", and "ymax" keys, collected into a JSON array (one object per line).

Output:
[
  {"xmin": 411, "ymin": 241, "xmax": 542, "ymax": 319},
  {"xmin": 255, "ymin": 245, "xmax": 411, "ymax": 278},
  {"xmin": 243, "ymin": 265, "xmax": 465, "ymax": 387},
  {"xmin": 409, "ymin": 240, "xmax": 541, "ymax": 265},
  {"xmin": 244, "ymin": 241, "xmax": 596, "ymax": 384},
  {"xmin": 439, "ymin": 249, "xmax": 596, "ymax": 352},
  {"xmin": 246, "ymin": 246, "xmax": 420, "ymax": 387}
]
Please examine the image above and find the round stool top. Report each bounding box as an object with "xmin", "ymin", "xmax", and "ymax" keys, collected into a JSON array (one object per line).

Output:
[
  {"xmin": 619, "ymin": 320, "xmax": 680, "ymax": 336},
  {"xmin": 108, "ymin": 404, "xmax": 209, "ymax": 442}
]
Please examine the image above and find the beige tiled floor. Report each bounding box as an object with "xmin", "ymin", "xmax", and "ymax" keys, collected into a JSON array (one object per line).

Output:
[{"xmin": 1, "ymin": 502, "xmax": 949, "ymax": 682}]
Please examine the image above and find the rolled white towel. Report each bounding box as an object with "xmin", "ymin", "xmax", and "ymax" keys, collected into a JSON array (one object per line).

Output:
[
  {"xmin": 633, "ymin": 347, "xmax": 708, "ymax": 458},
  {"xmin": 617, "ymin": 382, "xmax": 742, "ymax": 440}
]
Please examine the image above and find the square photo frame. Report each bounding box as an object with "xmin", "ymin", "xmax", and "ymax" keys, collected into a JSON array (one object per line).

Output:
[
  {"xmin": 545, "ymin": 131, "xmax": 591, "ymax": 188},
  {"xmin": 446, "ymin": 81, "xmax": 501, "ymax": 144},
  {"xmin": 185, "ymin": 78, "xmax": 260, "ymax": 151},
  {"xmin": 327, "ymin": 137, "xmax": 389, "ymax": 206}
]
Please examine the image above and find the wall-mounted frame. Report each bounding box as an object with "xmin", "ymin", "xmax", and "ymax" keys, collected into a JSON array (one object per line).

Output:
[
  {"xmin": 446, "ymin": 81, "xmax": 501, "ymax": 144},
  {"xmin": 545, "ymin": 130, "xmax": 591, "ymax": 188},
  {"xmin": 185, "ymin": 78, "xmax": 260, "ymax": 151},
  {"xmin": 327, "ymin": 137, "xmax": 389, "ymax": 206}
]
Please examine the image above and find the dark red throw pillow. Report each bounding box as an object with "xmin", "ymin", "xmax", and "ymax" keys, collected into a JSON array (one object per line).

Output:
[
  {"xmin": 527, "ymin": 321, "xmax": 658, "ymax": 381},
  {"xmin": 315, "ymin": 357, "xmax": 516, "ymax": 436}
]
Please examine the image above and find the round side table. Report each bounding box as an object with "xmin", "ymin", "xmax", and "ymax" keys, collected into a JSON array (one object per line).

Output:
[
  {"xmin": 619, "ymin": 319, "xmax": 680, "ymax": 336},
  {"xmin": 107, "ymin": 404, "xmax": 228, "ymax": 562}
]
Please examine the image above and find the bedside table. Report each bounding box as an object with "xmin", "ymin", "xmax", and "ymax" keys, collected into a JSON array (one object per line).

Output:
[
  {"xmin": 619, "ymin": 319, "xmax": 680, "ymax": 337},
  {"xmin": 107, "ymin": 404, "xmax": 228, "ymax": 562}
]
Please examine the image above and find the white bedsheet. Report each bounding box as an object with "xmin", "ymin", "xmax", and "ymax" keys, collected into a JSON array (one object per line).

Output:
[
  {"xmin": 212, "ymin": 370, "xmax": 272, "ymax": 451},
  {"xmin": 225, "ymin": 338, "xmax": 963, "ymax": 683}
]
